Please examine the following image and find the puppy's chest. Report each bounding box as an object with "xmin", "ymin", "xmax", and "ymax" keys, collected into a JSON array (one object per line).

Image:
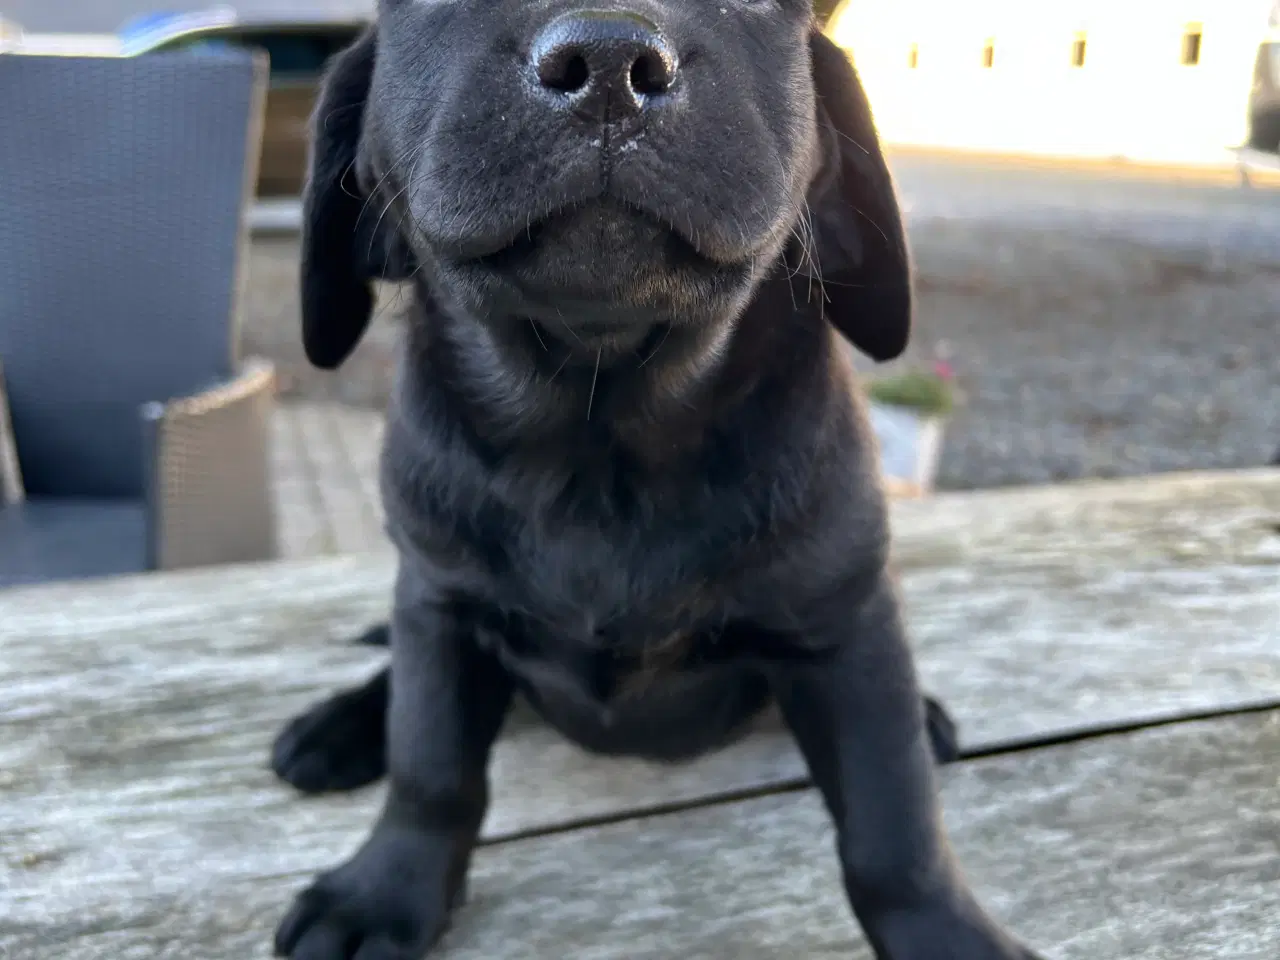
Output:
[
  {"xmin": 386, "ymin": 427, "xmax": 781, "ymax": 683},
  {"xmin": 402, "ymin": 461, "xmax": 748, "ymax": 636},
  {"xmin": 477, "ymin": 609, "xmax": 709, "ymax": 710},
  {"xmin": 494, "ymin": 520, "xmax": 722, "ymax": 648},
  {"xmin": 455, "ymin": 497, "xmax": 730, "ymax": 710}
]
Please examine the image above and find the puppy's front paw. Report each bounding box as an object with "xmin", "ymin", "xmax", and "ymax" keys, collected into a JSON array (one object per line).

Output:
[
  {"xmin": 274, "ymin": 831, "xmax": 461, "ymax": 959},
  {"xmin": 271, "ymin": 679, "xmax": 388, "ymax": 794},
  {"xmin": 869, "ymin": 900, "xmax": 1044, "ymax": 960}
]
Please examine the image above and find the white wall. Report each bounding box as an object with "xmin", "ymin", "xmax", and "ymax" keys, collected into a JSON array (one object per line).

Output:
[{"xmin": 829, "ymin": 0, "xmax": 1274, "ymax": 165}]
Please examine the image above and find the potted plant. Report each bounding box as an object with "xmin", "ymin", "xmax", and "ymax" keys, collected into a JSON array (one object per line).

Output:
[
  {"xmin": 865, "ymin": 361, "xmax": 956, "ymax": 498},
  {"xmin": 0, "ymin": 360, "xmax": 24, "ymax": 505}
]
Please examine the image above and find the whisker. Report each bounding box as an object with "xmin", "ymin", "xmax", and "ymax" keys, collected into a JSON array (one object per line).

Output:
[
  {"xmin": 354, "ymin": 139, "xmax": 424, "ymax": 232},
  {"xmin": 847, "ymin": 201, "xmax": 891, "ymax": 246},
  {"xmin": 554, "ymin": 309, "xmax": 584, "ymax": 345},
  {"xmin": 545, "ymin": 351, "xmax": 572, "ymax": 386},
  {"xmin": 369, "ymin": 183, "xmax": 408, "ymax": 265},
  {"xmin": 638, "ymin": 324, "xmax": 673, "ymax": 368},
  {"xmin": 338, "ymin": 158, "xmax": 360, "ymax": 200},
  {"xmin": 529, "ymin": 318, "xmax": 549, "ymax": 352},
  {"xmin": 822, "ymin": 122, "xmax": 872, "ymax": 155},
  {"xmin": 585, "ymin": 348, "xmax": 602, "ymax": 421}
]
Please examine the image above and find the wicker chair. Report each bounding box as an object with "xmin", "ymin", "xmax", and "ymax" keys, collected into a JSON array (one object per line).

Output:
[{"xmin": 0, "ymin": 49, "xmax": 278, "ymax": 588}]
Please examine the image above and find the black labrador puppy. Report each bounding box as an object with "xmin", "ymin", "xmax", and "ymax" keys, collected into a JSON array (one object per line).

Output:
[{"xmin": 272, "ymin": 2, "xmax": 1044, "ymax": 958}]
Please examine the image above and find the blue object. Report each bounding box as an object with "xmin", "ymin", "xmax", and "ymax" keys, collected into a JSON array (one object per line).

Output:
[{"xmin": 0, "ymin": 49, "xmax": 279, "ymax": 585}]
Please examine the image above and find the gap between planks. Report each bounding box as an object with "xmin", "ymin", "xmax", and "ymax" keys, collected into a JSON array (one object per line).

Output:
[{"xmin": 476, "ymin": 698, "xmax": 1280, "ymax": 850}]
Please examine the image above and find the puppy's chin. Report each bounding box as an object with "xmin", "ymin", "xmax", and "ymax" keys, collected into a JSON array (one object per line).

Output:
[{"xmin": 425, "ymin": 199, "xmax": 763, "ymax": 343}]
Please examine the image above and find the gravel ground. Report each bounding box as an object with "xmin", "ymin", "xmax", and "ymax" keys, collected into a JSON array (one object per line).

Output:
[
  {"xmin": 239, "ymin": 155, "xmax": 1280, "ymax": 490},
  {"xmin": 891, "ymin": 223, "xmax": 1279, "ymax": 488}
]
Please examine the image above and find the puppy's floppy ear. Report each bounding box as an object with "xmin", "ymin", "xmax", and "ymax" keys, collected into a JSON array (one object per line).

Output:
[
  {"xmin": 801, "ymin": 32, "xmax": 912, "ymax": 362},
  {"xmin": 301, "ymin": 28, "xmax": 416, "ymax": 370}
]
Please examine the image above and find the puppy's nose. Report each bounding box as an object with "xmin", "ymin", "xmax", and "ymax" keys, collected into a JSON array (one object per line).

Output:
[{"xmin": 531, "ymin": 12, "xmax": 677, "ymax": 122}]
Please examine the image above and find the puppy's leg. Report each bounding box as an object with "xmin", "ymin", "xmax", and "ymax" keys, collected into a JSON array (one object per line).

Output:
[
  {"xmin": 271, "ymin": 667, "xmax": 389, "ymax": 793},
  {"xmin": 274, "ymin": 588, "xmax": 512, "ymax": 959},
  {"xmin": 269, "ymin": 672, "xmax": 957, "ymax": 796},
  {"xmin": 269, "ymin": 621, "xmax": 391, "ymax": 793},
  {"xmin": 354, "ymin": 621, "xmax": 391, "ymax": 646},
  {"xmin": 765, "ymin": 573, "xmax": 1043, "ymax": 960}
]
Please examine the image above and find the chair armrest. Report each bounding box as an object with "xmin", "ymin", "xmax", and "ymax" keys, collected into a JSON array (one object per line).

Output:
[
  {"xmin": 140, "ymin": 358, "xmax": 278, "ymax": 571},
  {"xmin": 0, "ymin": 359, "xmax": 24, "ymax": 507}
]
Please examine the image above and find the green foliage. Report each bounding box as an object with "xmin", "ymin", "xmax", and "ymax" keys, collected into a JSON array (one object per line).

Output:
[{"xmin": 866, "ymin": 370, "xmax": 955, "ymax": 417}]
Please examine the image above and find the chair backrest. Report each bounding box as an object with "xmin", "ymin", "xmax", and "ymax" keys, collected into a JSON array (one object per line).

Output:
[{"xmin": 0, "ymin": 49, "xmax": 265, "ymax": 498}]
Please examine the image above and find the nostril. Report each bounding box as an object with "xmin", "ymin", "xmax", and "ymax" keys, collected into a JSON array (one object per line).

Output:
[
  {"xmin": 530, "ymin": 13, "xmax": 678, "ymax": 114},
  {"xmin": 560, "ymin": 54, "xmax": 591, "ymax": 92},
  {"xmin": 629, "ymin": 51, "xmax": 672, "ymax": 95},
  {"xmin": 538, "ymin": 50, "xmax": 592, "ymax": 93}
]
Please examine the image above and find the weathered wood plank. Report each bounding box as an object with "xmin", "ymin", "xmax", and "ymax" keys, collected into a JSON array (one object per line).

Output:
[
  {"xmin": 896, "ymin": 469, "xmax": 1280, "ymax": 748},
  {"xmin": 1, "ymin": 471, "xmax": 1277, "ymax": 854},
  {"xmin": 446, "ymin": 712, "xmax": 1280, "ymax": 960},
  {"xmin": 6, "ymin": 710, "xmax": 1278, "ymax": 959}
]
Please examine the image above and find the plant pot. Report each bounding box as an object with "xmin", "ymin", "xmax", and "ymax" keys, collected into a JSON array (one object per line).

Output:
[
  {"xmin": 0, "ymin": 360, "xmax": 25, "ymax": 505},
  {"xmin": 868, "ymin": 401, "xmax": 945, "ymax": 498}
]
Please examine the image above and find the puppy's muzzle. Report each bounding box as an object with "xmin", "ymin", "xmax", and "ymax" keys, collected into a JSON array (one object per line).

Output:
[{"xmin": 530, "ymin": 12, "xmax": 678, "ymax": 125}]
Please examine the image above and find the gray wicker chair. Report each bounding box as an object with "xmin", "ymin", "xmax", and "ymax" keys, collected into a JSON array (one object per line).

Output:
[{"xmin": 0, "ymin": 49, "xmax": 278, "ymax": 588}]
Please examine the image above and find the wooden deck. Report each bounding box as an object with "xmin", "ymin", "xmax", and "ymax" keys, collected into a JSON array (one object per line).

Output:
[
  {"xmin": 270, "ymin": 402, "xmax": 387, "ymax": 559},
  {"xmin": 2, "ymin": 470, "xmax": 1278, "ymax": 959}
]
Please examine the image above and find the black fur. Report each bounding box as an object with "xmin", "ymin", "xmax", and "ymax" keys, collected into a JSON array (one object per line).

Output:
[
  {"xmin": 299, "ymin": 31, "xmax": 415, "ymax": 369},
  {"xmin": 270, "ymin": 3, "xmax": 1042, "ymax": 958},
  {"xmin": 272, "ymin": 648, "xmax": 961, "ymax": 793}
]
